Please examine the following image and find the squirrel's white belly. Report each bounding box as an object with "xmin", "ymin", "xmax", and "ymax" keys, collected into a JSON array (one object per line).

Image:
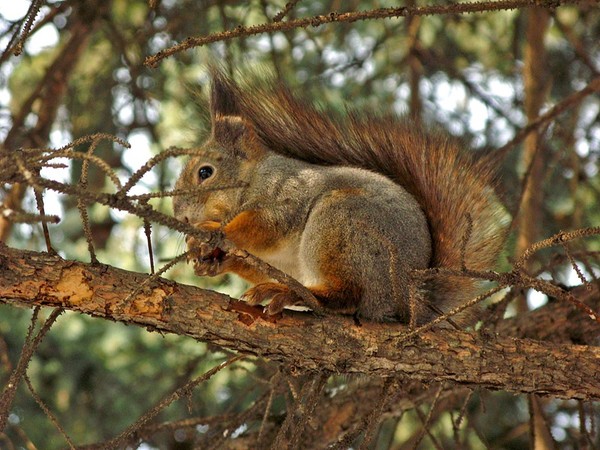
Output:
[{"xmin": 253, "ymin": 233, "xmax": 316, "ymax": 285}]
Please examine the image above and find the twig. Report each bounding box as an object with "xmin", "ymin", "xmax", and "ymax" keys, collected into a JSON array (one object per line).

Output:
[
  {"xmin": 494, "ymin": 76, "xmax": 600, "ymax": 162},
  {"xmin": 10, "ymin": 0, "xmax": 44, "ymax": 56},
  {"xmin": 118, "ymin": 147, "xmax": 217, "ymax": 194},
  {"xmin": 145, "ymin": 0, "xmax": 584, "ymax": 67},
  {"xmin": 0, "ymin": 308, "xmax": 63, "ymax": 432},
  {"xmin": 562, "ymin": 243, "xmax": 590, "ymax": 289},
  {"xmin": 453, "ymin": 389, "xmax": 475, "ymax": 441},
  {"xmin": 258, "ymin": 379, "xmax": 277, "ymax": 444},
  {"xmin": 116, "ymin": 251, "xmax": 191, "ymax": 313},
  {"xmin": 24, "ymin": 374, "xmax": 75, "ymax": 449},
  {"xmin": 358, "ymin": 378, "xmax": 395, "ymax": 450},
  {"xmin": 514, "ymin": 227, "xmax": 600, "ymax": 271},
  {"xmin": 33, "ymin": 187, "xmax": 53, "ymax": 253},
  {"xmin": 402, "ymin": 284, "xmax": 506, "ymax": 340},
  {"xmin": 0, "ymin": 207, "xmax": 60, "ymax": 225},
  {"xmin": 412, "ymin": 385, "xmax": 445, "ymax": 450},
  {"xmin": 99, "ymin": 354, "xmax": 245, "ymax": 449},
  {"xmin": 77, "ymin": 137, "xmax": 100, "ymax": 263},
  {"xmin": 273, "ymin": 0, "xmax": 303, "ymax": 22},
  {"xmin": 271, "ymin": 372, "xmax": 328, "ymax": 450}
]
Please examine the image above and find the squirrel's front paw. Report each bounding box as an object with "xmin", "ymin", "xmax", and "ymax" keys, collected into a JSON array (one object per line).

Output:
[
  {"xmin": 187, "ymin": 238, "xmax": 228, "ymax": 277},
  {"xmin": 241, "ymin": 283, "xmax": 302, "ymax": 315}
]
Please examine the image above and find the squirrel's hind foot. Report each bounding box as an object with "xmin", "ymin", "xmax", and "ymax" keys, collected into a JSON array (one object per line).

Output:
[{"xmin": 241, "ymin": 283, "xmax": 302, "ymax": 315}]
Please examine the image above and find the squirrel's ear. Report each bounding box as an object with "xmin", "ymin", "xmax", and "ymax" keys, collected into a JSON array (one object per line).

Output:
[
  {"xmin": 210, "ymin": 72, "xmax": 241, "ymax": 120},
  {"xmin": 209, "ymin": 69, "xmax": 261, "ymax": 157},
  {"xmin": 213, "ymin": 116, "xmax": 246, "ymax": 146}
]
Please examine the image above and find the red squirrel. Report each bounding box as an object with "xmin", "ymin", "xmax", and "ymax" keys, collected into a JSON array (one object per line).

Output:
[{"xmin": 173, "ymin": 71, "xmax": 509, "ymax": 323}]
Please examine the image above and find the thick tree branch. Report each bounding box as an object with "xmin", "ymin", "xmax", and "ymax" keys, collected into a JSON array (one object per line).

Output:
[{"xmin": 1, "ymin": 244, "xmax": 599, "ymax": 400}]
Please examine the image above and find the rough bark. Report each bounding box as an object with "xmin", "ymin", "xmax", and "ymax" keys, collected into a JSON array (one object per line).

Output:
[{"xmin": 1, "ymin": 244, "xmax": 599, "ymax": 400}]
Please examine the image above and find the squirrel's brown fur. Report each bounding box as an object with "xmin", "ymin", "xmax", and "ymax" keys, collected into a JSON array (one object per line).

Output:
[
  {"xmin": 230, "ymin": 75, "xmax": 508, "ymax": 319},
  {"xmin": 173, "ymin": 71, "xmax": 509, "ymax": 324}
]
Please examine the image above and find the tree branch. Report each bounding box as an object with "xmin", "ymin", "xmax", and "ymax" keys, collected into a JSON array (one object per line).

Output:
[
  {"xmin": 1, "ymin": 244, "xmax": 599, "ymax": 400},
  {"xmin": 144, "ymin": 0, "xmax": 586, "ymax": 67}
]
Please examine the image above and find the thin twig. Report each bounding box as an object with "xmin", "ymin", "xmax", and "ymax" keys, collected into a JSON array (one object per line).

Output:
[
  {"xmin": 116, "ymin": 251, "xmax": 191, "ymax": 313},
  {"xmin": 11, "ymin": 0, "xmax": 44, "ymax": 56},
  {"xmin": 24, "ymin": 374, "xmax": 75, "ymax": 449},
  {"xmin": 562, "ymin": 243, "xmax": 590, "ymax": 289},
  {"xmin": 273, "ymin": 0, "xmax": 303, "ymax": 22},
  {"xmin": 514, "ymin": 227, "xmax": 600, "ymax": 272},
  {"xmin": 412, "ymin": 385, "xmax": 445, "ymax": 450},
  {"xmin": 77, "ymin": 137, "xmax": 100, "ymax": 263},
  {"xmin": 271, "ymin": 372, "xmax": 328, "ymax": 450},
  {"xmin": 0, "ymin": 207, "xmax": 60, "ymax": 225},
  {"xmin": 0, "ymin": 308, "xmax": 63, "ymax": 432},
  {"xmin": 494, "ymin": 76, "xmax": 600, "ymax": 163},
  {"xmin": 145, "ymin": 0, "xmax": 584, "ymax": 67},
  {"xmin": 118, "ymin": 147, "xmax": 217, "ymax": 194},
  {"xmin": 101, "ymin": 354, "xmax": 245, "ymax": 449},
  {"xmin": 358, "ymin": 378, "xmax": 395, "ymax": 450}
]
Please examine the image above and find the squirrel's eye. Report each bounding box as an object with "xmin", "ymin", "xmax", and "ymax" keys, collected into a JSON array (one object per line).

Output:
[{"xmin": 198, "ymin": 165, "xmax": 214, "ymax": 182}]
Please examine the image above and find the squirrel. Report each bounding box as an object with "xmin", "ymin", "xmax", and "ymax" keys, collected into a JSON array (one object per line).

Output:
[{"xmin": 173, "ymin": 71, "xmax": 509, "ymax": 324}]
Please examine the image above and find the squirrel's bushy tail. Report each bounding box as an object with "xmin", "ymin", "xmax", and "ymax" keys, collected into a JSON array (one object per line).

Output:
[{"xmin": 222, "ymin": 73, "xmax": 509, "ymax": 319}]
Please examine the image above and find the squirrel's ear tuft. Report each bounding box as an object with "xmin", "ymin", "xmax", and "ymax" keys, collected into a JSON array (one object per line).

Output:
[
  {"xmin": 210, "ymin": 71, "xmax": 240, "ymax": 119},
  {"xmin": 213, "ymin": 116, "xmax": 246, "ymax": 146}
]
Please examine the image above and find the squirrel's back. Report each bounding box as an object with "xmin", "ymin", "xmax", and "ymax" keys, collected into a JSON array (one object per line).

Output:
[{"xmin": 221, "ymin": 73, "xmax": 509, "ymax": 322}]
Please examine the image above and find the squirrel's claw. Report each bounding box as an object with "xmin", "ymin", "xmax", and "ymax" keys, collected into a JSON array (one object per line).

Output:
[{"xmin": 185, "ymin": 237, "xmax": 212, "ymax": 259}]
